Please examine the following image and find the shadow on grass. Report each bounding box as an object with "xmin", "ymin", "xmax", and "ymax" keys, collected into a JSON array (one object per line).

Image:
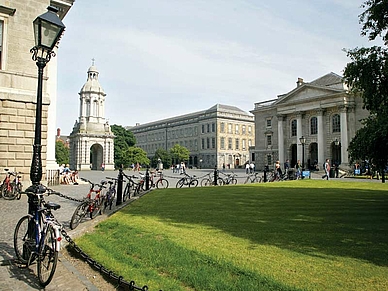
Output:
[{"xmin": 121, "ymin": 183, "xmax": 388, "ymax": 267}]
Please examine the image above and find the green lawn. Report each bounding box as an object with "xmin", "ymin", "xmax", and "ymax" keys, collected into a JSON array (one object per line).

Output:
[{"xmin": 73, "ymin": 180, "xmax": 388, "ymax": 291}]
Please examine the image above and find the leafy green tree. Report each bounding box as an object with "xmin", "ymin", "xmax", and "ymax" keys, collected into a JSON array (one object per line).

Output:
[
  {"xmin": 151, "ymin": 148, "xmax": 172, "ymax": 169},
  {"xmin": 343, "ymin": 0, "xmax": 388, "ymax": 182},
  {"xmin": 111, "ymin": 124, "xmax": 136, "ymax": 168},
  {"xmin": 55, "ymin": 141, "xmax": 69, "ymax": 165},
  {"xmin": 359, "ymin": 0, "xmax": 388, "ymax": 44},
  {"xmin": 169, "ymin": 144, "xmax": 190, "ymax": 165},
  {"xmin": 123, "ymin": 147, "xmax": 150, "ymax": 168}
]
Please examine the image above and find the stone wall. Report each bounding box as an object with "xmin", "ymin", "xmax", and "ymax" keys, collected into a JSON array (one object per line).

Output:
[{"xmin": 0, "ymin": 0, "xmax": 50, "ymax": 184}]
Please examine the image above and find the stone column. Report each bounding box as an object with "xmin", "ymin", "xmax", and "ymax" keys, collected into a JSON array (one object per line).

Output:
[
  {"xmin": 340, "ymin": 106, "xmax": 349, "ymax": 166},
  {"xmin": 317, "ymin": 109, "xmax": 325, "ymax": 166},
  {"xmin": 296, "ymin": 112, "xmax": 303, "ymax": 161},
  {"xmin": 277, "ymin": 115, "xmax": 284, "ymax": 164}
]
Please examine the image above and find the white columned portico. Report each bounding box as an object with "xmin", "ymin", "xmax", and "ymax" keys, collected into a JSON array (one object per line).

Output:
[
  {"xmin": 277, "ymin": 115, "xmax": 284, "ymax": 164},
  {"xmin": 296, "ymin": 112, "xmax": 303, "ymax": 161},
  {"xmin": 340, "ymin": 106, "xmax": 349, "ymax": 166},
  {"xmin": 317, "ymin": 109, "xmax": 325, "ymax": 166}
]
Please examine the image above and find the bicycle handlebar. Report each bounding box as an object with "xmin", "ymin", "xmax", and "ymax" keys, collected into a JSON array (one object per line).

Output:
[{"xmin": 80, "ymin": 177, "xmax": 107, "ymax": 189}]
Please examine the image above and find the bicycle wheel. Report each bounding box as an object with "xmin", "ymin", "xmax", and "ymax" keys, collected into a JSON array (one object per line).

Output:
[
  {"xmin": 189, "ymin": 179, "xmax": 198, "ymax": 187},
  {"xmin": 216, "ymin": 178, "xmax": 224, "ymax": 186},
  {"xmin": 201, "ymin": 178, "xmax": 212, "ymax": 187},
  {"xmin": 14, "ymin": 215, "xmax": 34, "ymax": 264},
  {"xmin": 156, "ymin": 178, "xmax": 169, "ymax": 189},
  {"xmin": 37, "ymin": 225, "xmax": 58, "ymax": 287},
  {"xmin": 108, "ymin": 190, "xmax": 116, "ymax": 209},
  {"xmin": 70, "ymin": 202, "xmax": 88, "ymax": 230},
  {"xmin": 3, "ymin": 183, "xmax": 17, "ymax": 200},
  {"xmin": 16, "ymin": 183, "xmax": 22, "ymax": 200},
  {"xmin": 230, "ymin": 178, "xmax": 238, "ymax": 185},
  {"xmin": 176, "ymin": 178, "xmax": 185, "ymax": 188},
  {"xmin": 90, "ymin": 197, "xmax": 104, "ymax": 218},
  {"xmin": 122, "ymin": 183, "xmax": 131, "ymax": 202}
]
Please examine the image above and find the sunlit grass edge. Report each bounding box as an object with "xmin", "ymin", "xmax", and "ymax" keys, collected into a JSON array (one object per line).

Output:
[{"xmin": 74, "ymin": 180, "xmax": 388, "ymax": 291}]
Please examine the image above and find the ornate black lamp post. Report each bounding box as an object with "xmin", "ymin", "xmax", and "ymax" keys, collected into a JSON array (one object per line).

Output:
[
  {"xmin": 27, "ymin": 6, "xmax": 65, "ymax": 194},
  {"xmin": 299, "ymin": 136, "xmax": 306, "ymax": 171}
]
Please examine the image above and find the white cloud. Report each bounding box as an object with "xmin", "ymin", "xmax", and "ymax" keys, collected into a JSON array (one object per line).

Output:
[{"xmin": 56, "ymin": 0, "xmax": 371, "ymax": 134}]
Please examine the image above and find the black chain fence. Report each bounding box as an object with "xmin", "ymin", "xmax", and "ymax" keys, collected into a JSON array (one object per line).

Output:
[{"xmin": 45, "ymin": 187, "xmax": 162, "ymax": 291}]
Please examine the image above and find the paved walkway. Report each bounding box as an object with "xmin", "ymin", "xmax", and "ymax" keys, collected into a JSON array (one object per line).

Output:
[{"xmin": 0, "ymin": 169, "xmax": 381, "ymax": 290}]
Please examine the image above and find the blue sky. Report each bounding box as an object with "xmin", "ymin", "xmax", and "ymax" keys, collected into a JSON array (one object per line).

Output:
[{"xmin": 56, "ymin": 0, "xmax": 375, "ymax": 135}]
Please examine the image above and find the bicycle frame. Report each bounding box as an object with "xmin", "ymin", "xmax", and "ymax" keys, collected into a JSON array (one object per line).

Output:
[{"xmin": 31, "ymin": 194, "xmax": 61, "ymax": 254}]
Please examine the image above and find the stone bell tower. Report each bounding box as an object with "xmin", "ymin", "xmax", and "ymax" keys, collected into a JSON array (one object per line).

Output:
[{"xmin": 69, "ymin": 61, "xmax": 115, "ymax": 171}]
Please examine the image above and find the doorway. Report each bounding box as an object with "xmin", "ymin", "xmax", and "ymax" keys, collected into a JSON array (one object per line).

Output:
[{"xmin": 90, "ymin": 143, "xmax": 103, "ymax": 170}]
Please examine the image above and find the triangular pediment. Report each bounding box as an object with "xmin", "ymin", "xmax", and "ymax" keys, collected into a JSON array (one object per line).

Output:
[{"xmin": 275, "ymin": 73, "xmax": 346, "ymax": 106}]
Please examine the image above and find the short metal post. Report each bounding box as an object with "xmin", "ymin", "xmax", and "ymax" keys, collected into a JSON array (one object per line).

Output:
[
  {"xmin": 264, "ymin": 165, "xmax": 268, "ymax": 182},
  {"xmin": 214, "ymin": 166, "xmax": 218, "ymax": 186},
  {"xmin": 145, "ymin": 165, "xmax": 150, "ymax": 190},
  {"xmin": 116, "ymin": 168, "xmax": 123, "ymax": 205}
]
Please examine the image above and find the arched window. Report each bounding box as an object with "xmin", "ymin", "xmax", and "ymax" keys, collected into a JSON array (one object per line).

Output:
[
  {"xmin": 310, "ymin": 117, "xmax": 318, "ymax": 135},
  {"xmin": 332, "ymin": 114, "xmax": 340, "ymax": 132},
  {"xmin": 291, "ymin": 119, "xmax": 297, "ymax": 137}
]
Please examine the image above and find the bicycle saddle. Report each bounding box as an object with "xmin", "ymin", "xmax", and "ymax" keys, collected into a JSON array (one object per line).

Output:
[{"xmin": 45, "ymin": 202, "xmax": 61, "ymax": 210}]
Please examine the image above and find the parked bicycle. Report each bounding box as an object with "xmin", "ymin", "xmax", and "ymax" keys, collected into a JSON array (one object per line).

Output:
[
  {"xmin": 104, "ymin": 177, "xmax": 118, "ymax": 210},
  {"xmin": 0, "ymin": 168, "xmax": 23, "ymax": 200},
  {"xmin": 13, "ymin": 187, "xmax": 62, "ymax": 287},
  {"xmin": 69, "ymin": 178, "xmax": 107, "ymax": 230},
  {"xmin": 200, "ymin": 171, "xmax": 224, "ymax": 186},
  {"xmin": 244, "ymin": 172, "xmax": 262, "ymax": 184},
  {"xmin": 176, "ymin": 172, "xmax": 198, "ymax": 188},
  {"xmin": 144, "ymin": 171, "xmax": 169, "ymax": 189},
  {"xmin": 122, "ymin": 172, "xmax": 145, "ymax": 202},
  {"xmin": 220, "ymin": 172, "xmax": 238, "ymax": 185}
]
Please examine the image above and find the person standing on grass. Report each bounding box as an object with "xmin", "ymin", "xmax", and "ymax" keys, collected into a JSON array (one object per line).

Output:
[
  {"xmin": 295, "ymin": 160, "xmax": 302, "ymax": 179},
  {"xmin": 322, "ymin": 159, "xmax": 330, "ymax": 180}
]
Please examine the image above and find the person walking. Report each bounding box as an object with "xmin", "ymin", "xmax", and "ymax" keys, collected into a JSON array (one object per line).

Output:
[
  {"xmin": 245, "ymin": 162, "xmax": 250, "ymax": 174},
  {"xmin": 322, "ymin": 159, "xmax": 331, "ymax": 180}
]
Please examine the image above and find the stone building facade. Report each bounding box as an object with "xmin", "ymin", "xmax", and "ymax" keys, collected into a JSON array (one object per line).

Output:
[
  {"xmin": 69, "ymin": 64, "xmax": 115, "ymax": 171},
  {"xmin": 250, "ymin": 72, "xmax": 369, "ymax": 171},
  {"xmin": 0, "ymin": 0, "xmax": 73, "ymax": 184},
  {"xmin": 130, "ymin": 104, "xmax": 255, "ymax": 169}
]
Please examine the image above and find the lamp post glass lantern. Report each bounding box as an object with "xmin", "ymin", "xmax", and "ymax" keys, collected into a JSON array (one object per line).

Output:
[
  {"xmin": 299, "ymin": 136, "xmax": 306, "ymax": 170},
  {"xmin": 28, "ymin": 6, "xmax": 65, "ymax": 192}
]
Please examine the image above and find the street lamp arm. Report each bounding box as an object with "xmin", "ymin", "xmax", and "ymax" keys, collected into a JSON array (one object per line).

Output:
[{"xmin": 30, "ymin": 46, "xmax": 56, "ymax": 63}]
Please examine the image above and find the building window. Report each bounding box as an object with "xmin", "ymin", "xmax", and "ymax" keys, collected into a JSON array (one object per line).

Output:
[
  {"xmin": 332, "ymin": 114, "xmax": 340, "ymax": 132},
  {"xmin": 291, "ymin": 119, "xmax": 297, "ymax": 137},
  {"xmin": 248, "ymin": 139, "xmax": 252, "ymax": 147},
  {"xmin": 235, "ymin": 124, "xmax": 239, "ymax": 134},
  {"xmin": 310, "ymin": 117, "xmax": 318, "ymax": 135},
  {"xmin": 220, "ymin": 123, "xmax": 225, "ymax": 133},
  {"xmin": 212, "ymin": 137, "xmax": 215, "ymax": 148},
  {"xmin": 266, "ymin": 135, "xmax": 272, "ymax": 146},
  {"xmin": 228, "ymin": 123, "xmax": 232, "ymax": 133},
  {"xmin": 248, "ymin": 125, "xmax": 252, "ymax": 135},
  {"xmin": 228, "ymin": 138, "xmax": 232, "ymax": 150},
  {"xmin": 242, "ymin": 139, "xmax": 246, "ymax": 150},
  {"xmin": 207, "ymin": 124, "xmax": 210, "ymax": 133},
  {"xmin": 201, "ymin": 124, "xmax": 205, "ymax": 134},
  {"xmin": 201, "ymin": 138, "xmax": 205, "ymax": 149},
  {"xmin": 267, "ymin": 154, "xmax": 272, "ymax": 166},
  {"xmin": 242, "ymin": 125, "xmax": 246, "ymax": 134},
  {"xmin": 220, "ymin": 137, "xmax": 225, "ymax": 149},
  {"xmin": 212, "ymin": 123, "xmax": 215, "ymax": 132},
  {"xmin": 266, "ymin": 118, "xmax": 272, "ymax": 128},
  {"xmin": 235, "ymin": 138, "xmax": 239, "ymax": 149},
  {"xmin": 207, "ymin": 137, "xmax": 210, "ymax": 149}
]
